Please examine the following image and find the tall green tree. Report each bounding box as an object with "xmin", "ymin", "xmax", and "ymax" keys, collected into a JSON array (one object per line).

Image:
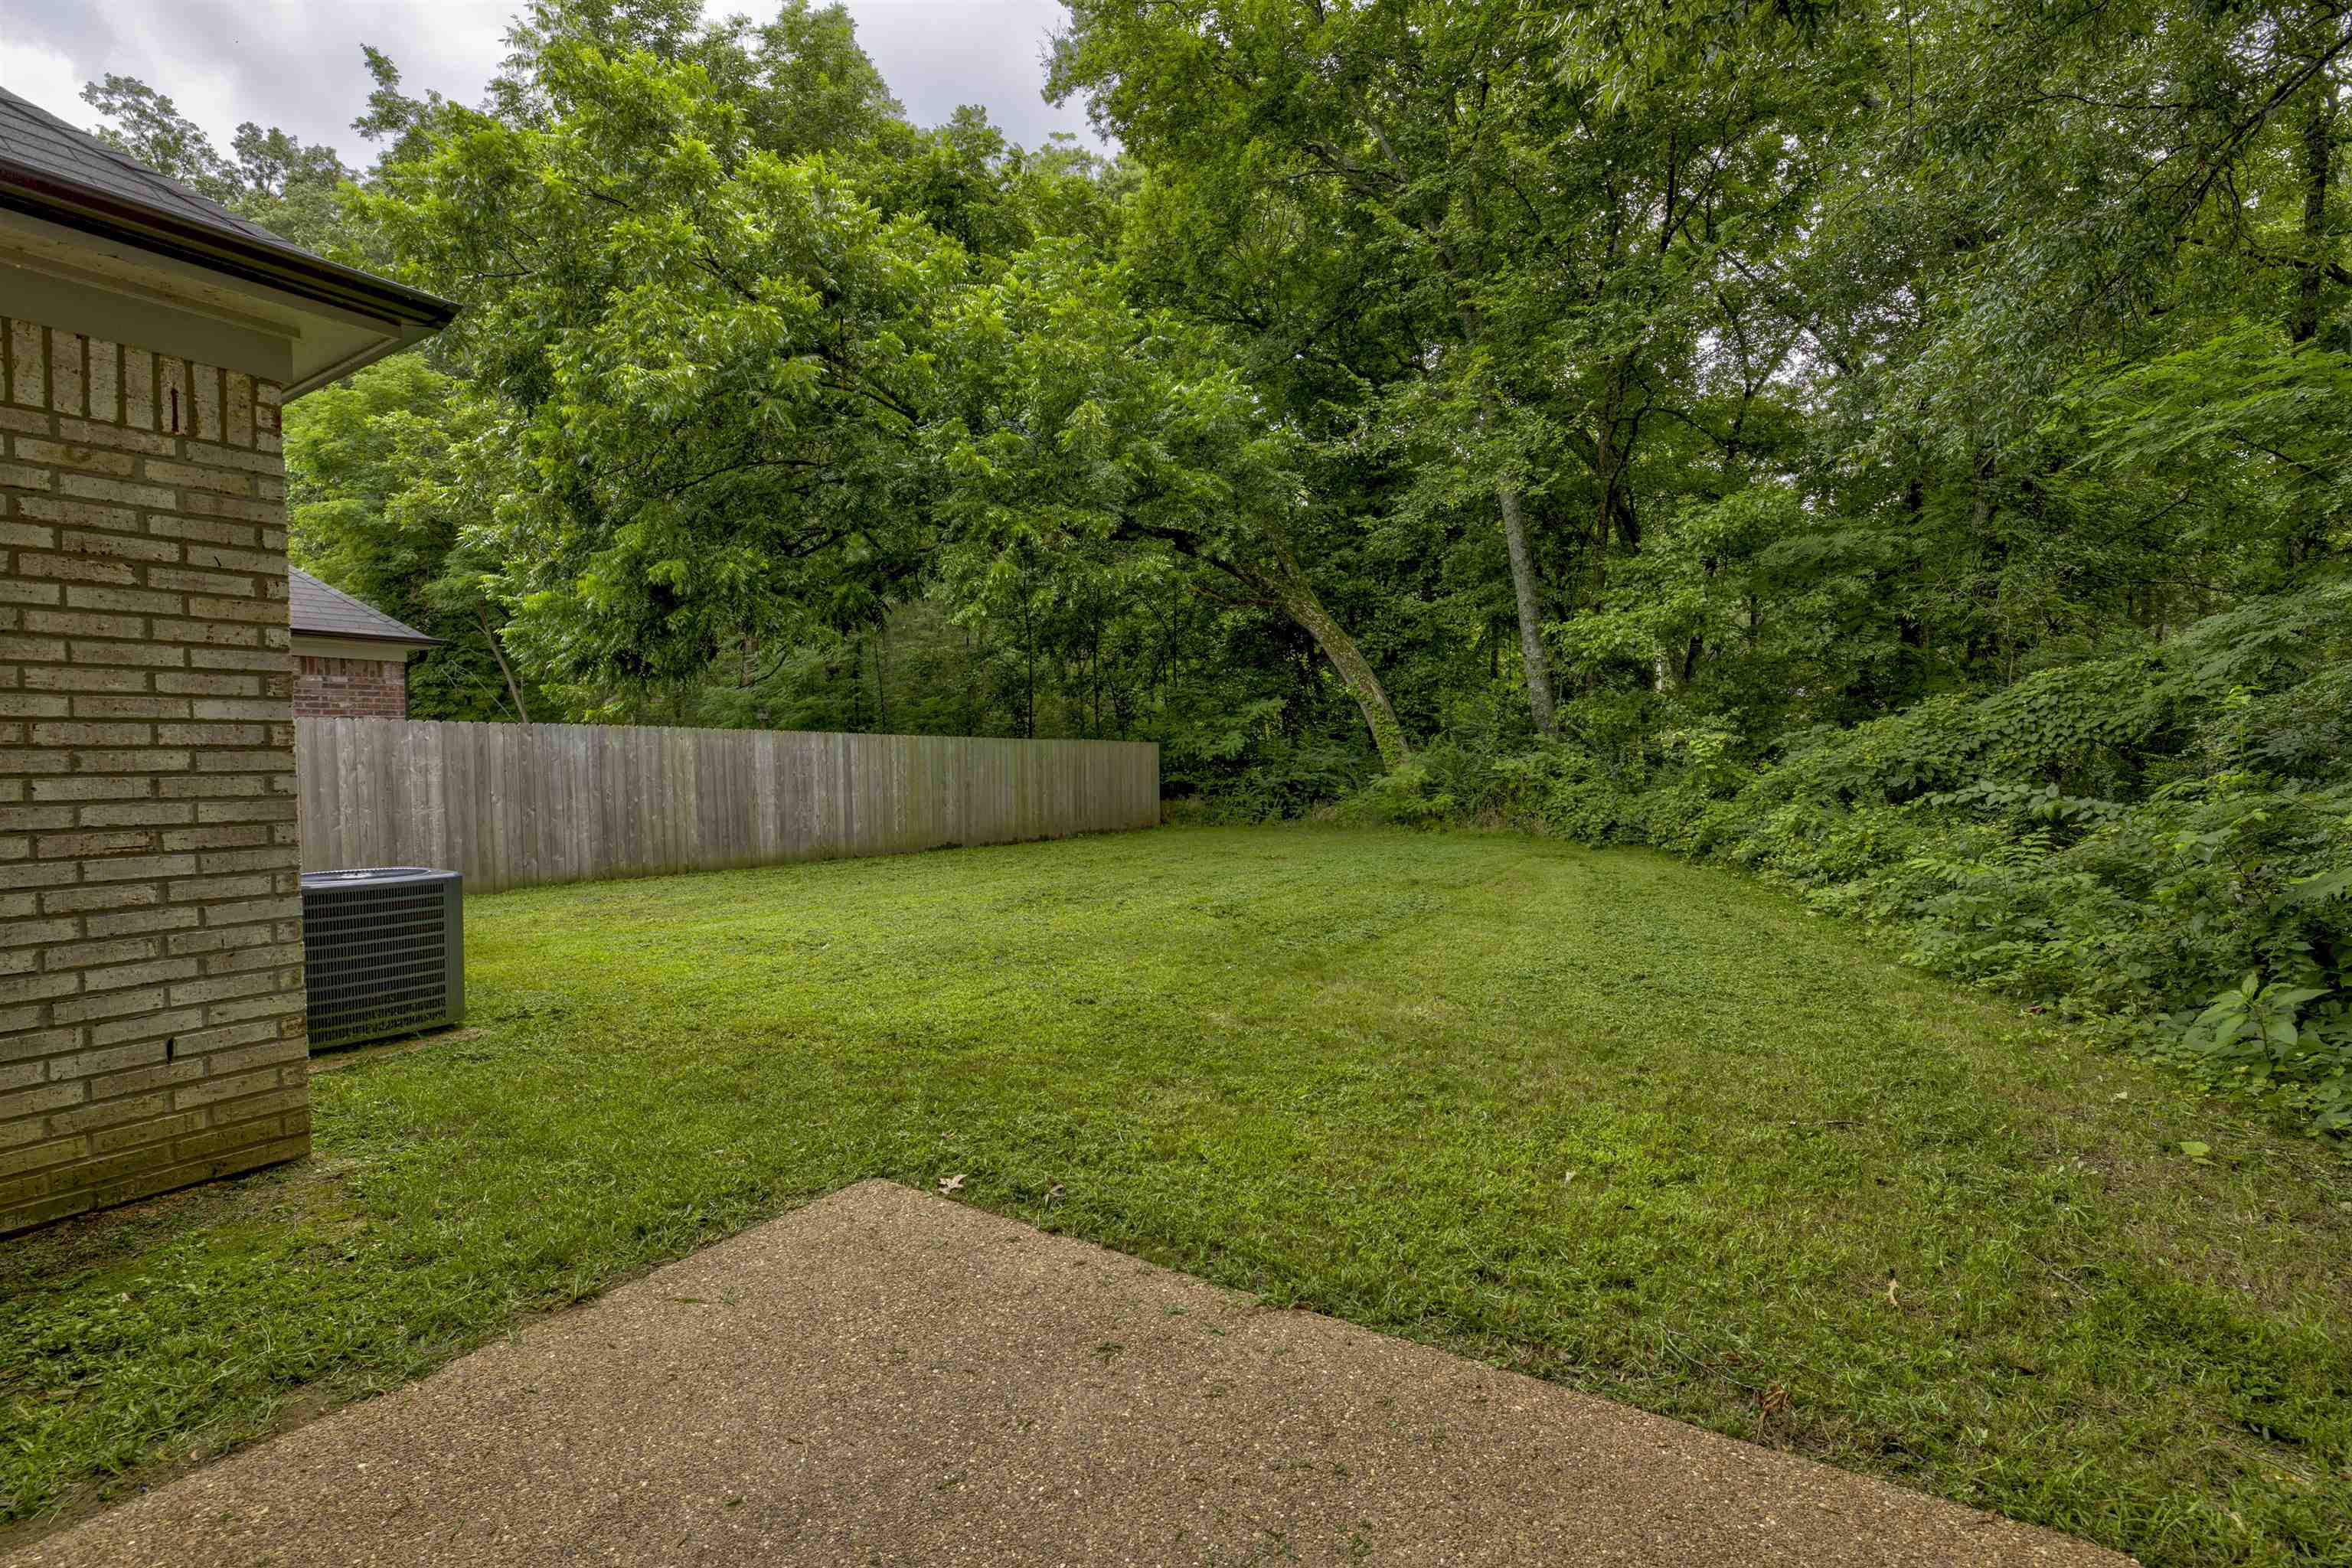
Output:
[
  {"xmin": 356, "ymin": 34, "xmax": 954, "ymax": 690},
  {"xmin": 1052, "ymin": 0, "xmax": 1832, "ymax": 737},
  {"xmin": 351, "ymin": 11, "xmax": 1414, "ymax": 759}
]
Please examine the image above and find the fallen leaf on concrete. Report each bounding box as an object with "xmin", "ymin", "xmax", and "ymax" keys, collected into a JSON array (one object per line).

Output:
[{"xmin": 938, "ymin": 1174, "xmax": 966, "ymax": 1196}]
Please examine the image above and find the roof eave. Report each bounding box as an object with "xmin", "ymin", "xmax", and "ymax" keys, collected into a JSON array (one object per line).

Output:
[{"xmin": 0, "ymin": 160, "xmax": 458, "ymax": 335}]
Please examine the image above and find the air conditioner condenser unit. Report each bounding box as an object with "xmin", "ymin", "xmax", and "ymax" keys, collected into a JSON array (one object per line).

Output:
[{"xmin": 300, "ymin": 867, "xmax": 464, "ymax": 1050}]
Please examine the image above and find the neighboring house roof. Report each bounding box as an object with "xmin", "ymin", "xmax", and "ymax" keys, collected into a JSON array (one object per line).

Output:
[
  {"xmin": 289, "ymin": 568, "xmax": 439, "ymax": 649},
  {"xmin": 0, "ymin": 85, "xmax": 457, "ymax": 396}
]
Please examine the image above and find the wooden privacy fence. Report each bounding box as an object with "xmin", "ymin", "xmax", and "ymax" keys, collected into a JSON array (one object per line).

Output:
[{"xmin": 296, "ymin": 719, "xmax": 1161, "ymax": 893}]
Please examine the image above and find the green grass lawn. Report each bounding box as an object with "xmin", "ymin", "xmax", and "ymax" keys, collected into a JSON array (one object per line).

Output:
[{"xmin": 2, "ymin": 827, "xmax": 2347, "ymax": 1563}]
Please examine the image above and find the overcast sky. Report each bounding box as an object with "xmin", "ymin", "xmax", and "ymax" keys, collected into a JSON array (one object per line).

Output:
[{"xmin": 0, "ymin": 1, "xmax": 1094, "ymax": 163}]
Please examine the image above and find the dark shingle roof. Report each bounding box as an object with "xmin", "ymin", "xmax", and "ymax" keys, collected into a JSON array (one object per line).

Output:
[
  {"xmin": 0, "ymin": 83, "xmax": 326, "ymax": 264},
  {"xmin": 289, "ymin": 568, "xmax": 438, "ymax": 648}
]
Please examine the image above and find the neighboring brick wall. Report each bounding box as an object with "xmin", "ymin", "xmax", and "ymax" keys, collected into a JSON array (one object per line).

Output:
[
  {"xmin": 1, "ymin": 315, "xmax": 308, "ymax": 1235},
  {"xmin": 293, "ymin": 653, "xmax": 407, "ymax": 719}
]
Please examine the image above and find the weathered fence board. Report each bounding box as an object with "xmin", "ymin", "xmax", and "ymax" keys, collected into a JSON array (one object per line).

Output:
[{"xmin": 296, "ymin": 719, "xmax": 1160, "ymax": 893}]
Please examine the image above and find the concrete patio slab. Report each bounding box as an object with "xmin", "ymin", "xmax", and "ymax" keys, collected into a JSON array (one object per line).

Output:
[{"xmin": 6, "ymin": 1179, "xmax": 2133, "ymax": 1566}]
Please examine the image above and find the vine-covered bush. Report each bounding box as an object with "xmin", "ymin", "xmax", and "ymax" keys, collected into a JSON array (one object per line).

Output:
[{"xmin": 1351, "ymin": 583, "xmax": 2352, "ymax": 1130}]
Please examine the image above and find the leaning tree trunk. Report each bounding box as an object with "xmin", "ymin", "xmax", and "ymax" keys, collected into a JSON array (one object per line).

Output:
[
  {"xmin": 476, "ymin": 603, "xmax": 531, "ymax": 727},
  {"xmin": 1236, "ymin": 561, "xmax": 1412, "ymax": 771}
]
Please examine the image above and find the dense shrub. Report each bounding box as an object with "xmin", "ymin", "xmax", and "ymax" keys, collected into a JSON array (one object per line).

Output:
[
  {"xmin": 1165, "ymin": 722, "xmax": 1372, "ymax": 824},
  {"xmin": 1350, "ymin": 583, "xmax": 2352, "ymax": 1130}
]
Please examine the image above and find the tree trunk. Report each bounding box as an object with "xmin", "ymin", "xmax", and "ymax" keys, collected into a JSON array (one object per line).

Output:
[
  {"xmin": 1496, "ymin": 474, "xmax": 1560, "ymax": 737},
  {"xmin": 476, "ymin": 603, "xmax": 530, "ymax": 727},
  {"xmin": 1019, "ymin": 597, "xmax": 1037, "ymax": 739},
  {"xmin": 2296, "ymin": 76, "xmax": 2334, "ymax": 344},
  {"xmin": 1590, "ymin": 357, "xmax": 1641, "ymax": 577},
  {"xmin": 1236, "ymin": 560, "xmax": 1413, "ymax": 770},
  {"xmin": 1456, "ymin": 288, "xmax": 1560, "ymax": 739}
]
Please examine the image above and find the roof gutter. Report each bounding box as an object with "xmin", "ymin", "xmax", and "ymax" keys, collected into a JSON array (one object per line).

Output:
[{"xmin": 292, "ymin": 627, "xmax": 445, "ymax": 650}]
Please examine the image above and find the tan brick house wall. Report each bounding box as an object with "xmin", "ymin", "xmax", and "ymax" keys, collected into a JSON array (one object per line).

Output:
[
  {"xmin": 1, "ymin": 315, "xmax": 308, "ymax": 1234},
  {"xmin": 293, "ymin": 653, "xmax": 407, "ymax": 719}
]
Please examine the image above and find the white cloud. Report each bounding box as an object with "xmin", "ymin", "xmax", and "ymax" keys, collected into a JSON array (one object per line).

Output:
[
  {"xmin": 0, "ymin": 34, "xmax": 96, "ymax": 125},
  {"xmin": 839, "ymin": 0, "xmax": 1086, "ymax": 143},
  {"xmin": 0, "ymin": 0, "xmax": 1094, "ymax": 165}
]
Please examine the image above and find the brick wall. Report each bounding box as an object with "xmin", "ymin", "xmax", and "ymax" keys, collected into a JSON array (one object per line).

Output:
[
  {"xmin": 1, "ymin": 315, "xmax": 309, "ymax": 1236},
  {"xmin": 293, "ymin": 653, "xmax": 407, "ymax": 719}
]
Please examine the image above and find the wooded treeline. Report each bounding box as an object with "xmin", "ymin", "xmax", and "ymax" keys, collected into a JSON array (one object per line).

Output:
[{"xmin": 90, "ymin": 0, "xmax": 2350, "ymax": 1123}]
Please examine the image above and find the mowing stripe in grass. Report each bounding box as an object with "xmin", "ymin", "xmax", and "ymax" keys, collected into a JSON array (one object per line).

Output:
[{"xmin": 2, "ymin": 827, "xmax": 2345, "ymax": 1566}]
